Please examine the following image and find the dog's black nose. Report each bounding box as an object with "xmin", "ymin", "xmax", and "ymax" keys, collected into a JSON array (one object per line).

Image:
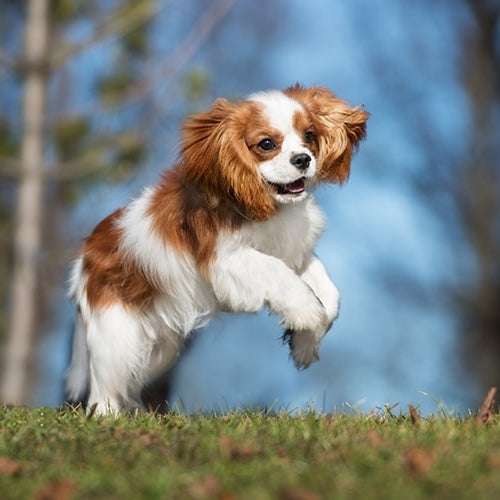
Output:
[{"xmin": 290, "ymin": 153, "xmax": 311, "ymax": 171}]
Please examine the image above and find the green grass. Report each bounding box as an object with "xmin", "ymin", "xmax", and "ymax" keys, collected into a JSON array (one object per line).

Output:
[{"xmin": 0, "ymin": 405, "xmax": 499, "ymax": 499}]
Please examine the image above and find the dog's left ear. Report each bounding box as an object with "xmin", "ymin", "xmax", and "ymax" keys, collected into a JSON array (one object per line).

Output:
[{"xmin": 285, "ymin": 85, "xmax": 369, "ymax": 184}]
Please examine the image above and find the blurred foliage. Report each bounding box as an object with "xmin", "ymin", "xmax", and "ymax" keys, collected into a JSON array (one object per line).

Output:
[
  {"xmin": 53, "ymin": 116, "xmax": 90, "ymax": 160},
  {"xmin": 184, "ymin": 68, "xmax": 211, "ymax": 102},
  {"xmin": 97, "ymin": 72, "xmax": 136, "ymax": 107},
  {"xmin": 114, "ymin": 131, "xmax": 145, "ymax": 167},
  {"xmin": 122, "ymin": 25, "xmax": 150, "ymax": 55},
  {"xmin": 51, "ymin": 0, "xmax": 81, "ymax": 23},
  {"xmin": 0, "ymin": 119, "xmax": 17, "ymax": 157}
]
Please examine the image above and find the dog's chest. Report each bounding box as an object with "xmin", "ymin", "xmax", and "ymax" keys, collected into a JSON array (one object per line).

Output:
[{"xmin": 240, "ymin": 198, "xmax": 325, "ymax": 270}]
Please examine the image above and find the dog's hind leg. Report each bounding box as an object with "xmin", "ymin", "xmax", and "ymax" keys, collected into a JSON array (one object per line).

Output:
[{"xmin": 85, "ymin": 304, "xmax": 148, "ymax": 415}]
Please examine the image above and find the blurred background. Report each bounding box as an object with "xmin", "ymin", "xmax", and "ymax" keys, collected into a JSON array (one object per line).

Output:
[{"xmin": 0, "ymin": 0, "xmax": 498, "ymax": 415}]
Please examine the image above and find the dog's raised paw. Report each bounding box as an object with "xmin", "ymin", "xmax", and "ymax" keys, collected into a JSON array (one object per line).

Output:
[{"xmin": 282, "ymin": 329, "xmax": 320, "ymax": 370}]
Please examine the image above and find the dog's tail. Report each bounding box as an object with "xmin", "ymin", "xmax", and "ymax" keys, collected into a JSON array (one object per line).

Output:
[
  {"xmin": 65, "ymin": 258, "xmax": 89, "ymax": 404},
  {"xmin": 65, "ymin": 308, "xmax": 89, "ymax": 403}
]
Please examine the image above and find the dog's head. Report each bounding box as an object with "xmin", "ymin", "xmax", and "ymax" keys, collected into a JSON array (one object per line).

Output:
[{"xmin": 180, "ymin": 85, "xmax": 369, "ymax": 220}]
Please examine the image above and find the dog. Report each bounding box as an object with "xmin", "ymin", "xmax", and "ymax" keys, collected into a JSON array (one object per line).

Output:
[{"xmin": 65, "ymin": 84, "xmax": 369, "ymax": 415}]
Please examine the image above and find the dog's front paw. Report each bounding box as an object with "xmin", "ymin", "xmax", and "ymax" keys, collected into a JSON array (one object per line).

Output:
[
  {"xmin": 282, "ymin": 329, "xmax": 321, "ymax": 370},
  {"xmin": 281, "ymin": 291, "xmax": 329, "ymax": 333}
]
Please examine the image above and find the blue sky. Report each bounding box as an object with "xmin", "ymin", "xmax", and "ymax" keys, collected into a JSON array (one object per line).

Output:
[{"xmin": 38, "ymin": 0, "xmax": 479, "ymax": 414}]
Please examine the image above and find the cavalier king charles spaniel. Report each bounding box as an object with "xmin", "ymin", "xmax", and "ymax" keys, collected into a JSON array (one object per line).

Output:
[{"xmin": 66, "ymin": 84, "xmax": 369, "ymax": 415}]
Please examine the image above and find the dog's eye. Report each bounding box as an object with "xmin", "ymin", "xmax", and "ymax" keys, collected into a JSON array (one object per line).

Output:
[
  {"xmin": 304, "ymin": 130, "xmax": 315, "ymax": 143},
  {"xmin": 258, "ymin": 138, "xmax": 276, "ymax": 151}
]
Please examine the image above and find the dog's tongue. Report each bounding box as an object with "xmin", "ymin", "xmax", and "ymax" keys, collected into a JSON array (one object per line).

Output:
[{"xmin": 280, "ymin": 178, "xmax": 305, "ymax": 194}]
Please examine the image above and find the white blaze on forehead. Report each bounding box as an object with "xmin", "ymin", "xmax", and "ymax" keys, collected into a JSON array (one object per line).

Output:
[
  {"xmin": 246, "ymin": 90, "xmax": 304, "ymax": 135},
  {"xmin": 246, "ymin": 90, "xmax": 317, "ymax": 204}
]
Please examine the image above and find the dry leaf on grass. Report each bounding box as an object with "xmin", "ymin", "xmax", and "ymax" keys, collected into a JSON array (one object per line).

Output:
[
  {"xmin": 187, "ymin": 475, "xmax": 220, "ymax": 499},
  {"xmin": 475, "ymin": 386, "xmax": 497, "ymax": 424},
  {"xmin": 130, "ymin": 429, "xmax": 158, "ymax": 447},
  {"xmin": 487, "ymin": 452, "xmax": 500, "ymax": 469},
  {"xmin": 218, "ymin": 436, "xmax": 258, "ymax": 460},
  {"xmin": 408, "ymin": 403, "xmax": 421, "ymax": 426},
  {"xmin": 34, "ymin": 478, "xmax": 77, "ymax": 500},
  {"xmin": 0, "ymin": 456, "xmax": 23, "ymax": 476},
  {"xmin": 366, "ymin": 429, "xmax": 384, "ymax": 446},
  {"xmin": 405, "ymin": 447, "xmax": 435, "ymax": 476},
  {"xmin": 280, "ymin": 486, "xmax": 320, "ymax": 500},
  {"xmin": 275, "ymin": 445, "xmax": 291, "ymax": 461}
]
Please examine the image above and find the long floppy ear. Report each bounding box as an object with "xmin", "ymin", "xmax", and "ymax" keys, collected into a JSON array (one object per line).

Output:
[
  {"xmin": 285, "ymin": 85, "xmax": 369, "ymax": 184},
  {"xmin": 180, "ymin": 99, "xmax": 276, "ymax": 221}
]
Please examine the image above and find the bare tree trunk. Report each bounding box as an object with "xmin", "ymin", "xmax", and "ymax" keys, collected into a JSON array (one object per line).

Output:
[
  {"xmin": 0, "ymin": 0, "xmax": 49, "ymax": 405},
  {"xmin": 455, "ymin": 0, "xmax": 500, "ymax": 396}
]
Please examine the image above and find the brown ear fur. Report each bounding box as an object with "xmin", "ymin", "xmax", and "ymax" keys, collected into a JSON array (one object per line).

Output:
[
  {"xmin": 285, "ymin": 84, "xmax": 369, "ymax": 184},
  {"xmin": 180, "ymin": 99, "xmax": 276, "ymax": 221}
]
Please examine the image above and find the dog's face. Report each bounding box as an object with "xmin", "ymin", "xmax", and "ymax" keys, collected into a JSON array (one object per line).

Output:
[
  {"xmin": 244, "ymin": 90, "xmax": 318, "ymax": 205},
  {"xmin": 180, "ymin": 85, "xmax": 369, "ymax": 220}
]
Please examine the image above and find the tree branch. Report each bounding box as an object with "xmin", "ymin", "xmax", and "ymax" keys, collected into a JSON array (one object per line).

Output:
[
  {"xmin": 0, "ymin": 135, "xmax": 140, "ymax": 183},
  {"xmin": 127, "ymin": 0, "xmax": 235, "ymax": 103},
  {"xmin": 50, "ymin": 0, "xmax": 165, "ymax": 68}
]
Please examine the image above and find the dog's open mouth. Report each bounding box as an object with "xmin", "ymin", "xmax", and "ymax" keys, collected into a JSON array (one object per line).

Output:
[{"xmin": 267, "ymin": 177, "xmax": 306, "ymax": 195}]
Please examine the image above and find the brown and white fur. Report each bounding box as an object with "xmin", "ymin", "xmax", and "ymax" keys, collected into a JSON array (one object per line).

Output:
[{"xmin": 65, "ymin": 85, "xmax": 369, "ymax": 415}]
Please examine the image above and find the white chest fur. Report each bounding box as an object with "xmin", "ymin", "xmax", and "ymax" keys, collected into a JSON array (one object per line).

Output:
[{"xmin": 238, "ymin": 196, "xmax": 325, "ymax": 272}]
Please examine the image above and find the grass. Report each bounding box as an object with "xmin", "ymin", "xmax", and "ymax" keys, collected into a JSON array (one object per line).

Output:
[{"xmin": 0, "ymin": 405, "xmax": 499, "ymax": 499}]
